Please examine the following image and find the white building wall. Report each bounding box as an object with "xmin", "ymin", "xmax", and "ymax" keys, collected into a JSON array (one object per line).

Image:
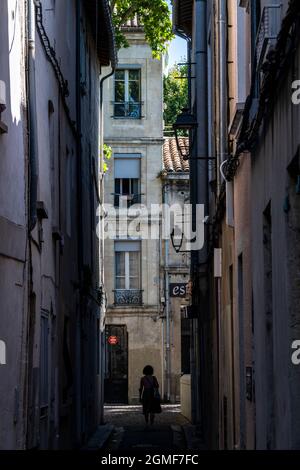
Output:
[
  {"xmin": 0, "ymin": 0, "xmax": 108, "ymax": 449},
  {"xmin": 0, "ymin": 0, "xmax": 28, "ymax": 450}
]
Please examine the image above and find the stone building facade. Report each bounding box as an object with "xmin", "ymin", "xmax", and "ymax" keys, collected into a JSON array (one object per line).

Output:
[
  {"xmin": 102, "ymin": 25, "xmax": 189, "ymax": 404},
  {"xmin": 103, "ymin": 20, "xmax": 165, "ymax": 404}
]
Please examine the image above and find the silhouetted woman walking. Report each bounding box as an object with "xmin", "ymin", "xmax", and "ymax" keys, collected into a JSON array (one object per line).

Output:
[{"xmin": 139, "ymin": 365, "xmax": 161, "ymax": 426}]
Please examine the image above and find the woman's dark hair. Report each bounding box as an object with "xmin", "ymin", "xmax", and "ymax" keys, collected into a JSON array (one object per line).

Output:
[{"xmin": 143, "ymin": 365, "xmax": 154, "ymax": 375}]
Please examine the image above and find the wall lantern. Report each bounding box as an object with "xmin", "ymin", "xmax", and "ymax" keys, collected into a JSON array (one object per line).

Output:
[
  {"xmin": 173, "ymin": 108, "xmax": 198, "ymax": 161},
  {"xmin": 170, "ymin": 228, "xmax": 191, "ymax": 254},
  {"xmin": 171, "ymin": 228, "xmax": 184, "ymax": 253}
]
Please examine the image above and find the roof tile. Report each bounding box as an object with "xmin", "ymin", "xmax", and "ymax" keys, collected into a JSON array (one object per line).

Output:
[{"xmin": 163, "ymin": 137, "xmax": 190, "ymax": 173}]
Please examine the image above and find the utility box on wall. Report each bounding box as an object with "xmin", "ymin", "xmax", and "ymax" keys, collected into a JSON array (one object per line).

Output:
[{"xmin": 0, "ymin": 340, "xmax": 6, "ymax": 365}]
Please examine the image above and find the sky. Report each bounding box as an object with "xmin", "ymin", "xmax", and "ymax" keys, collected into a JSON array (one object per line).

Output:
[{"xmin": 165, "ymin": 1, "xmax": 187, "ymax": 73}]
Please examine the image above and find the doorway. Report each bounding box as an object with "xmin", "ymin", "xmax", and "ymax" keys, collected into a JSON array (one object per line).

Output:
[{"xmin": 104, "ymin": 325, "xmax": 128, "ymax": 404}]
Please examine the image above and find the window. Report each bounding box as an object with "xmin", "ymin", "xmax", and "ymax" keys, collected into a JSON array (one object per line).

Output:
[
  {"xmin": 115, "ymin": 178, "xmax": 140, "ymax": 207},
  {"xmin": 114, "ymin": 241, "xmax": 142, "ymax": 305},
  {"xmin": 114, "ymin": 154, "xmax": 141, "ymax": 207},
  {"xmin": 115, "ymin": 242, "xmax": 140, "ymax": 290},
  {"xmin": 114, "ymin": 69, "xmax": 141, "ymax": 118}
]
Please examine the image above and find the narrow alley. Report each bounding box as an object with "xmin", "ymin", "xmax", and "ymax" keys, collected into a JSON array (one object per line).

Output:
[{"xmin": 2, "ymin": 0, "xmax": 300, "ymax": 461}]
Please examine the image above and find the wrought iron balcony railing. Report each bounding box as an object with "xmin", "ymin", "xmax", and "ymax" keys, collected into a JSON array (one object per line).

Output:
[
  {"xmin": 114, "ymin": 193, "xmax": 142, "ymax": 208},
  {"xmin": 114, "ymin": 289, "xmax": 143, "ymax": 305},
  {"xmin": 113, "ymin": 101, "xmax": 143, "ymax": 119},
  {"xmin": 256, "ymin": 5, "xmax": 282, "ymax": 70}
]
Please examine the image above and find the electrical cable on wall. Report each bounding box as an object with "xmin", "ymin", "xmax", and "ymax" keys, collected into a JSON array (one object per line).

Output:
[
  {"xmin": 9, "ymin": 0, "xmax": 19, "ymax": 54},
  {"xmin": 35, "ymin": 0, "xmax": 77, "ymax": 136},
  {"xmin": 220, "ymin": 159, "xmax": 228, "ymax": 181}
]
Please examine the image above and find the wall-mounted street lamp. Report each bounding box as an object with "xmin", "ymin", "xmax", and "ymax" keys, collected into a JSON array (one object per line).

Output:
[
  {"xmin": 173, "ymin": 108, "xmax": 198, "ymax": 161},
  {"xmin": 170, "ymin": 228, "xmax": 193, "ymax": 254},
  {"xmin": 173, "ymin": 108, "xmax": 216, "ymax": 162},
  {"xmin": 170, "ymin": 228, "xmax": 184, "ymax": 253}
]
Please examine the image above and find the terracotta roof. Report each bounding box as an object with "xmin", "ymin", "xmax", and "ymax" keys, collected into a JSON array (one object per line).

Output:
[{"xmin": 163, "ymin": 138, "xmax": 190, "ymax": 173}]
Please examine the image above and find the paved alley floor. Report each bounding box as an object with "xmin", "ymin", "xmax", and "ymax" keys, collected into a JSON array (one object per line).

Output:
[
  {"xmin": 104, "ymin": 404, "xmax": 189, "ymax": 427},
  {"xmin": 103, "ymin": 405, "xmax": 192, "ymax": 452}
]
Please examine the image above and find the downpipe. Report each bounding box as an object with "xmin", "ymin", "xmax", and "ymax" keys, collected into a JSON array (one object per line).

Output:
[
  {"xmin": 162, "ymin": 183, "xmax": 171, "ymax": 402},
  {"xmin": 100, "ymin": 67, "xmax": 115, "ymax": 281},
  {"xmin": 27, "ymin": 0, "xmax": 38, "ymax": 232},
  {"xmin": 218, "ymin": 0, "xmax": 233, "ymax": 228},
  {"xmin": 99, "ymin": 67, "xmax": 115, "ymax": 423},
  {"xmin": 194, "ymin": 0, "xmax": 209, "ymax": 431},
  {"xmin": 173, "ymin": 21, "xmax": 195, "ymax": 421},
  {"xmin": 25, "ymin": 0, "xmax": 39, "ymax": 449},
  {"xmin": 75, "ymin": 0, "xmax": 83, "ymax": 446},
  {"xmin": 159, "ymin": 199, "xmax": 165, "ymax": 399},
  {"xmin": 218, "ymin": 0, "xmax": 227, "ymax": 165}
]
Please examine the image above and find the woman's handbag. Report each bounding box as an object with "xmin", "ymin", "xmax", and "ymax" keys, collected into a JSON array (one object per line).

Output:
[{"xmin": 153, "ymin": 388, "xmax": 162, "ymax": 413}]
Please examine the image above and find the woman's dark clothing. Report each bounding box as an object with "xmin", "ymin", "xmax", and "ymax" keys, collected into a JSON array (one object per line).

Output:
[{"xmin": 140, "ymin": 375, "xmax": 161, "ymax": 414}]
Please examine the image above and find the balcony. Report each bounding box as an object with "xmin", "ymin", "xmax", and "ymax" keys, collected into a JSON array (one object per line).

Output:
[
  {"xmin": 114, "ymin": 289, "xmax": 143, "ymax": 306},
  {"xmin": 256, "ymin": 5, "xmax": 282, "ymax": 70},
  {"xmin": 114, "ymin": 193, "xmax": 142, "ymax": 208},
  {"xmin": 113, "ymin": 101, "xmax": 143, "ymax": 119}
]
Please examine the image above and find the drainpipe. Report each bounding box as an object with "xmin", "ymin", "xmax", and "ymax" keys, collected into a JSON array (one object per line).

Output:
[
  {"xmin": 25, "ymin": 0, "xmax": 39, "ymax": 449},
  {"xmin": 217, "ymin": 275, "xmax": 222, "ymax": 447},
  {"xmin": 218, "ymin": 0, "xmax": 233, "ymax": 227},
  {"xmin": 175, "ymin": 0, "xmax": 204, "ymax": 426},
  {"xmin": 217, "ymin": 1, "xmax": 226, "ymax": 442},
  {"xmin": 173, "ymin": 17, "xmax": 203, "ymax": 424},
  {"xmin": 187, "ymin": 33, "xmax": 198, "ymax": 427},
  {"xmin": 159, "ymin": 201, "xmax": 165, "ymax": 399},
  {"xmin": 218, "ymin": 0, "xmax": 227, "ymax": 165},
  {"xmin": 194, "ymin": 0, "xmax": 209, "ymax": 430},
  {"xmin": 100, "ymin": 68, "xmax": 115, "ymax": 281},
  {"xmin": 75, "ymin": 0, "xmax": 83, "ymax": 446},
  {"xmin": 218, "ymin": 0, "xmax": 237, "ymax": 447},
  {"xmin": 173, "ymin": 20, "xmax": 195, "ymax": 421},
  {"xmin": 162, "ymin": 183, "xmax": 171, "ymax": 402},
  {"xmin": 76, "ymin": 0, "xmax": 83, "ymax": 270},
  {"xmin": 99, "ymin": 67, "xmax": 115, "ymax": 423},
  {"xmin": 28, "ymin": 0, "xmax": 38, "ymax": 231}
]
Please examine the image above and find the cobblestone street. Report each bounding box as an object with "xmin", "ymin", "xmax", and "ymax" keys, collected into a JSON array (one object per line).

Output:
[
  {"xmin": 103, "ymin": 405, "xmax": 193, "ymax": 452},
  {"xmin": 104, "ymin": 404, "xmax": 190, "ymax": 427}
]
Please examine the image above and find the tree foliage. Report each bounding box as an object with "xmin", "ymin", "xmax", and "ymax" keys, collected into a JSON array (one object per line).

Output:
[
  {"xmin": 164, "ymin": 63, "xmax": 188, "ymax": 134},
  {"xmin": 111, "ymin": 0, "xmax": 174, "ymax": 58},
  {"xmin": 103, "ymin": 144, "xmax": 112, "ymax": 173}
]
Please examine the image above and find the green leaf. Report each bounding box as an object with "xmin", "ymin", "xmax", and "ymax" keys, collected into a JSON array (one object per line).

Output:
[
  {"xmin": 163, "ymin": 63, "xmax": 189, "ymax": 135},
  {"xmin": 112, "ymin": 0, "xmax": 174, "ymax": 58},
  {"xmin": 103, "ymin": 144, "xmax": 112, "ymax": 173}
]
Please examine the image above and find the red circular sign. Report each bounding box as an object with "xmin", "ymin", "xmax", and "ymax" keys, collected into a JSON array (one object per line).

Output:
[{"xmin": 108, "ymin": 335, "xmax": 119, "ymax": 345}]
